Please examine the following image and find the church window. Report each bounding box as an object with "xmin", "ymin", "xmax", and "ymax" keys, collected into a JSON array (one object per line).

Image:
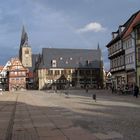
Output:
[{"xmin": 25, "ymin": 49, "xmax": 29, "ymax": 54}]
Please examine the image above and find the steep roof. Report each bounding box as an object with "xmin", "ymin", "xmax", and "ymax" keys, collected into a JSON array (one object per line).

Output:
[
  {"xmin": 20, "ymin": 26, "xmax": 29, "ymax": 48},
  {"xmin": 9, "ymin": 58, "xmax": 27, "ymax": 71},
  {"xmin": 38, "ymin": 48, "xmax": 102, "ymax": 69},
  {"xmin": 106, "ymin": 10, "xmax": 140, "ymax": 47},
  {"xmin": 123, "ymin": 11, "xmax": 140, "ymax": 38}
]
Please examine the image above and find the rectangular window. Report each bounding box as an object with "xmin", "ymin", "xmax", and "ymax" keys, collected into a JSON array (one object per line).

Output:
[
  {"xmin": 46, "ymin": 70, "xmax": 48, "ymax": 75},
  {"xmin": 25, "ymin": 49, "xmax": 29, "ymax": 54},
  {"xmin": 114, "ymin": 59, "xmax": 116, "ymax": 67},
  {"xmin": 137, "ymin": 28, "xmax": 140, "ymax": 40},
  {"xmin": 118, "ymin": 41, "xmax": 120, "ymax": 49},
  {"xmin": 118, "ymin": 57, "xmax": 120, "ymax": 66},
  {"xmin": 112, "ymin": 59, "xmax": 114, "ymax": 68},
  {"xmin": 115, "ymin": 43, "xmax": 117, "ymax": 51},
  {"xmin": 121, "ymin": 55, "xmax": 123, "ymax": 66},
  {"xmin": 55, "ymin": 70, "xmax": 59, "ymax": 75},
  {"xmin": 138, "ymin": 48, "xmax": 140, "ymax": 62},
  {"xmin": 126, "ymin": 56, "xmax": 128, "ymax": 64},
  {"xmin": 48, "ymin": 70, "xmax": 53, "ymax": 75},
  {"xmin": 130, "ymin": 55, "xmax": 133, "ymax": 63},
  {"xmin": 110, "ymin": 46, "xmax": 112, "ymax": 54},
  {"xmin": 112, "ymin": 45, "xmax": 114, "ymax": 53},
  {"xmin": 68, "ymin": 70, "xmax": 71, "ymax": 75},
  {"xmin": 61, "ymin": 70, "xmax": 64, "ymax": 75},
  {"xmin": 22, "ymin": 72, "xmax": 25, "ymax": 76}
]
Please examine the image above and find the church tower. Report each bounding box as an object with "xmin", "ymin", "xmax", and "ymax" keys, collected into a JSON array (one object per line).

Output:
[{"xmin": 19, "ymin": 26, "xmax": 32, "ymax": 68}]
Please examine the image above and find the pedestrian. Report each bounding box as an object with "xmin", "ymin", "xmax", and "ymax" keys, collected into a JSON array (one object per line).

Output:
[
  {"xmin": 111, "ymin": 85, "xmax": 114, "ymax": 93},
  {"xmin": 134, "ymin": 84, "xmax": 139, "ymax": 98},
  {"xmin": 55, "ymin": 85, "xmax": 57, "ymax": 93},
  {"xmin": 92, "ymin": 94, "xmax": 96, "ymax": 102},
  {"xmin": 85, "ymin": 85, "xmax": 88, "ymax": 93}
]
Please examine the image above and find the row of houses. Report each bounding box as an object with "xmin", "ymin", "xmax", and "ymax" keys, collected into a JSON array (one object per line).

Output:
[
  {"xmin": 0, "ymin": 26, "xmax": 105, "ymax": 91},
  {"xmin": 106, "ymin": 10, "xmax": 140, "ymax": 90}
]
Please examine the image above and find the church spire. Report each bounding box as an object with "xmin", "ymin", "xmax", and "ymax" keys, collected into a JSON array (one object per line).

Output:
[
  {"xmin": 97, "ymin": 42, "xmax": 100, "ymax": 50},
  {"xmin": 20, "ymin": 25, "xmax": 28, "ymax": 47},
  {"xmin": 97, "ymin": 42, "xmax": 102, "ymax": 61},
  {"xmin": 19, "ymin": 26, "xmax": 32, "ymax": 68}
]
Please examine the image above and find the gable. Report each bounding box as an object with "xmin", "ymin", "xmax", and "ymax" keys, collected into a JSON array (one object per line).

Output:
[
  {"xmin": 9, "ymin": 58, "xmax": 27, "ymax": 71},
  {"xmin": 123, "ymin": 12, "xmax": 140, "ymax": 38}
]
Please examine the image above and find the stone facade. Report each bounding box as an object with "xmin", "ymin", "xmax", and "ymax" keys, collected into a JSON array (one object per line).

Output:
[{"xmin": 21, "ymin": 46, "xmax": 32, "ymax": 67}]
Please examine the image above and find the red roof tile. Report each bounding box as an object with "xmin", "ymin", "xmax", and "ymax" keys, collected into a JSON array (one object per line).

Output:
[
  {"xmin": 123, "ymin": 12, "xmax": 140, "ymax": 38},
  {"xmin": 0, "ymin": 66, "xmax": 4, "ymax": 71}
]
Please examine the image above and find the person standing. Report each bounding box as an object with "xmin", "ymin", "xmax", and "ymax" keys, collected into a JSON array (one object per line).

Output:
[{"xmin": 134, "ymin": 84, "xmax": 139, "ymax": 98}]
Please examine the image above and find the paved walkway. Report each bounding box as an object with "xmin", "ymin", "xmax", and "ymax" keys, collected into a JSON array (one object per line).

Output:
[{"xmin": 0, "ymin": 90, "xmax": 140, "ymax": 140}]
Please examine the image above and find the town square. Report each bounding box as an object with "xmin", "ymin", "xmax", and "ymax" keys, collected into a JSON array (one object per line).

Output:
[
  {"xmin": 0, "ymin": 89, "xmax": 140, "ymax": 140},
  {"xmin": 0, "ymin": 0, "xmax": 140, "ymax": 140}
]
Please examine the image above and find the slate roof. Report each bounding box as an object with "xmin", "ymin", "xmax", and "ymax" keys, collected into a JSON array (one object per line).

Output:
[
  {"xmin": 29, "ymin": 54, "xmax": 39, "ymax": 72},
  {"xmin": 38, "ymin": 48, "xmax": 102, "ymax": 69},
  {"xmin": 106, "ymin": 10, "xmax": 140, "ymax": 47}
]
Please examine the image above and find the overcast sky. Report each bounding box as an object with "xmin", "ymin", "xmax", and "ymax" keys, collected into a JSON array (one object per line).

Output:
[{"xmin": 0, "ymin": 0, "xmax": 140, "ymax": 70}]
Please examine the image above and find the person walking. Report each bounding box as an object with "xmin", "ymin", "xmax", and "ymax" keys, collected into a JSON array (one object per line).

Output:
[
  {"xmin": 134, "ymin": 84, "xmax": 139, "ymax": 98},
  {"xmin": 111, "ymin": 85, "xmax": 114, "ymax": 93},
  {"xmin": 92, "ymin": 94, "xmax": 96, "ymax": 102},
  {"xmin": 85, "ymin": 85, "xmax": 88, "ymax": 93}
]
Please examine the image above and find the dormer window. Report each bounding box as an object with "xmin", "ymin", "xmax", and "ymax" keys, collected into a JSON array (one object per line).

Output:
[
  {"xmin": 51, "ymin": 60, "xmax": 57, "ymax": 67},
  {"xmin": 86, "ymin": 60, "xmax": 90, "ymax": 66},
  {"xmin": 112, "ymin": 32, "xmax": 118, "ymax": 39},
  {"xmin": 60, "ymin": 57, "xmax": 63, "ymax": 60},
  {"xmin": 119, "ymin": 25, "xmax": 125, "ymax": 34}
]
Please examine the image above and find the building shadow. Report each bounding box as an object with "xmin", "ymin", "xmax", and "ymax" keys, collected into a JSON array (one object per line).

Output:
[{"xmin": 0, "ymin": 92, "xmax": 140, "ymax": 140}]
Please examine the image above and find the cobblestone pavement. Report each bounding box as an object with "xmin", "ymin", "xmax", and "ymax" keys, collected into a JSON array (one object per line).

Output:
[{"xmin": 0, "ymin": 89, "xmax": 140, "ymax": 140}]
